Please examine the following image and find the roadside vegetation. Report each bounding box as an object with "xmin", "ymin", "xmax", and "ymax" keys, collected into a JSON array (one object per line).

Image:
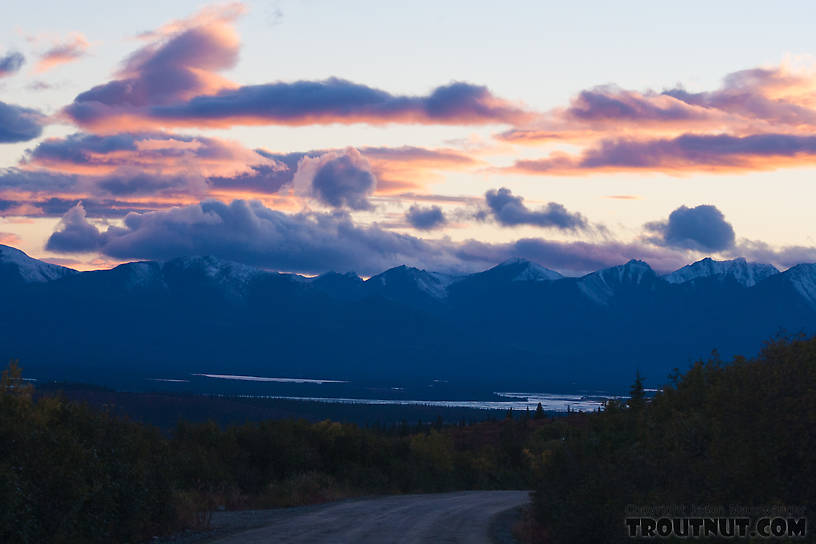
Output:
[
  {"xmin": 527, "ymin": 335, "xmax": 816, "ymax": 543},
  {"xmin": 2, "ymin": 334, "xmax": 813, "ymax": 543},
  {"xmin": 0, "ymin": 360, "xmax": 549, "ymax": 543}
]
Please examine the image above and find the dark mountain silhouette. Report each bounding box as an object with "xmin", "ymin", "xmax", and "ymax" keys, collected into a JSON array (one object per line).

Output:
[{"xmin": 2, "ymin": 244, "xmax": 815, "ymax": 390}]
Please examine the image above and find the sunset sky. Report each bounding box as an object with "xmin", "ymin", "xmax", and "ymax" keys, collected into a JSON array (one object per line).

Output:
[{"xmin": 2, "ymin": 0, "xmax": 816, "ymax": 275}]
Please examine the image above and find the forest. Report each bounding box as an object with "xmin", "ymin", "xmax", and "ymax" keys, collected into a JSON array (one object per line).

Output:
[
  {"xmin": 1, "ymin": 334, "xmax": 814, "ymax": 543},
  {"xmin": 529, "ymin": 335, "xmax": 815, "ymax": 542}
]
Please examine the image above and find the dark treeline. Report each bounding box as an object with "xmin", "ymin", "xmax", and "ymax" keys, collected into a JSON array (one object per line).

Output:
[
  {"xmin": 32, "ymin": 386, "xmax": 512, "ymax": 429},
  {"xmin": 529, "ymin": 335, "xmax": 816, "ymax": 543},
  {"xmin": 0, "ymin": 362, "xmax": 552, "ymax": 544}
]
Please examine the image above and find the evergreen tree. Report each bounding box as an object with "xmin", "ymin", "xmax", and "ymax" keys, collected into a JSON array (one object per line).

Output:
[
  {"xmin": 534, "ymin": 402, "xmax": 545, "ymax": 420},
  {"xmin": 628, "ymin": 370, "xmax": 646, "ymax": 410}
]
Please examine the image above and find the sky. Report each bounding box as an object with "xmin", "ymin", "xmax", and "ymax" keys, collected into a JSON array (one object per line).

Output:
[{"xmin": 2, "ymin": 0, "xmax": 816, "ymax": 275}]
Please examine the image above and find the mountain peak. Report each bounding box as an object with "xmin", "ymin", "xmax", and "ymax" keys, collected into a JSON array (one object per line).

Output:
[
  {"xmin": 489, "ymin": 258, "xmax": 563, "ymax": 282},
  {"xmin": 664, "ymin": 257, "xmax": 779, "ymax": 287},
  {"xmin": 367, "ymin": 265, "xmax": 456, "ymax": 299},
  {"xmin": 597, "ymin": 259, "xmax": 655, "ymax": 281},
  {"xmin": 577, "ymin": 260, "xmax": 656, "ymax": 304},
  {"xmin": 0, "ymin": 244, "xmax": 77, "ymax": 284},
  {"xmin": 163, "ymin": 255, "xmax": 264, "ymax": 282},
  {"xmin": 778, "ymin": 263, "xmax": 816, "ymax": 308},
  {"xmin": 624, "ymin": 258, "xmax": 650, "ymax": 267}
]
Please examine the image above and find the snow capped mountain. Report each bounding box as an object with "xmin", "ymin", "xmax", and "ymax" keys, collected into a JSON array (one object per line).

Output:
[
  {"xmin": 487, "ymin": 258, "xmax": 564, "ymax": 282},
  {"xmin": 664, "ymin": 257, "xmax": 779, "ymax": 287},
  {"xmin": 163, "ymin": 255, "xmax": 265, "ymax": 285},
  {"xmin": 577, "ymin": 260, "xmax": 656, "ymax": 304},
  {"xmin": 108, "ymin": 261, "xmax": 166, "ymax": 290},
  {"xmin": 1, "ymin": 241, "xmax": 814, "ymax": 316},
  {"xmin": 366, "ymin": 265, "xmax": 458, "ymax": 299},
  {"xmin": 0, "ymin": 244, "xmax": 77, "ymax": 284},
  {"xmin": 779, "ymin": 263, "xmax": 816, "ymax": 309},
  {"xmin": 3, "ymin": 242, "xmax": 816, "ymax": 390}
]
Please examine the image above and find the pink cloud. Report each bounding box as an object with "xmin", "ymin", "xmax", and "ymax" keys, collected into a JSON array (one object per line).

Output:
[
  {"xmin": 0, "ymin": 232, "xmax": 21, "ymax": 245},
  {"xmin": 36, "ymin": 33, "xmax": 89, "ymax": 73},
  {"xmin": 62, "ymin": 5, "xmax": 528, "ymax": 131},
  {"xmin": 505, "ymin": 133, "xmax": 816, "ymax": 176}
]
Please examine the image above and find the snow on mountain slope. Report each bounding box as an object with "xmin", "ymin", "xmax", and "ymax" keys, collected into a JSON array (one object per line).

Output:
[
  {"xmin": 780, "ymin": 263, "xmax": 816, "ymax": 309},
  {"xmin": 0, "ymin": 244, "xmax": 77, "ymax": 283},
  {"xmin": 577, "ymin": 260, "xmax": 656, "ymax": 304},
  {"xmin": 366, "ymin": 265, "xmax": 458, "ymax": 299},
  {"xmin": 164, "ymin": 255, "xmax": 265, "ymax": 285},
  {"xmin": 489, "ymin": 258, "xmax": 564, "ymax": 282},
  {"xmin": 664, "ymin": 257, "xmax": 778, "ymax": 287}
]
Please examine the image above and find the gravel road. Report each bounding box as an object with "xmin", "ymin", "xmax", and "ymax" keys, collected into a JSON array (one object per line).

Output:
[{"xmin": 208, "ymin": 490, "xmax": 530, "ymax": 544}]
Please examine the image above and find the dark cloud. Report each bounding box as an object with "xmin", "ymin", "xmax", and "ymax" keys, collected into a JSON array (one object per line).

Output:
[
  {"xmin": 0, "ymin": 168, "xmax": 77, "ymax": 192},
  {"xmin": 406, "ymin": 205, "xmax": 446, "ymax": 230},
  {"xmin": 482, "ymin": 187, "xmax": 588, "ymax": 230},
  {"xmin": 662, "ymin": 68, "xmax": 816, "ymax": 127},
  {"xmin": 44, "ymin": 198, "xmax": 692, "ymax": 276},
  {"xmin": 60, "ymin": 4, "xmax": 525, "ymax": 130},
  {"xmin": 0, "ymin": 51, "xmax": 25, "ymax": 77},
  {"xmin": 567, "ymin": 85, "xmax": 703, "ymax": 122},
  {"xmin": 0, "ymin": 102, "xmax": 45, "ymax": 143},
  {"xmin": 63, "ymin": 10, "xmax": 241, "ymax": 128},
  {"xmin": 45, "ymin": 203, "xmax": 106, "ymax": 252},
  {"xmin": 295, "ymin": 149, "xmax": 376, "ymax": 210},
  {"xmin": 68, "ymin": 74, "xmax": 527, "ymax": 129},
  {"xmin": 208, "ymin": 163, "xmax": 293, "ymax": 193},
  {"xmin": 16, "ymin": 132, "xmax": 284, "ymax": 199},
  {"xmin": 75, "ymin": 28, "xmax": 237, "ymax": 109},
  {"xmin": 97, "ymin": 172, "xmax": 204, "ymax": 196},
  {"xmin": 27, "ymin": 132, "xmax": 143, "ymax": 163},
  {"xmin": 210, "ymin": 149, "xmax": 320, "ymax": 193},
  {"xmin": 4, "ymin": 136, "xmax": 476, "ymax": 217},
  {"xmin": 0, "ymin": 165, "xmax": 204, "ymax": 199},
  {"xmin": 0, "ymin": 197, "xmax": 173, "ymax": 218},
  {"xmin": 151, "ymin": 79, "xmax": 526, "ymax": 126},
  {"xmin": 26, "ymin": 131, "xmax": 276, "ymax": 173},
  {"xmin": 646, "ymin": 204, "xmax": 736, "ymax": 252},
  {"xmin": 510, "ymin": 133, "xmax": 816, "ymax": 174},
  {"xmin": 47, "ymin": 199, "xmax": 448, "ymax": 274}
]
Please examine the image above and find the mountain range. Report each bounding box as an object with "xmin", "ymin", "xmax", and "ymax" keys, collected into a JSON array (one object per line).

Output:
[{"xmin": 2, "ymin": 244, "xmax": 815, "ymax": 390}]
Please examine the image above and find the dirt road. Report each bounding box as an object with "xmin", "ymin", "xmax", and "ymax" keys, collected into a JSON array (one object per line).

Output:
[{"xmin": 209, "ymin": 490, "xmax": 530, "ymax": 544}]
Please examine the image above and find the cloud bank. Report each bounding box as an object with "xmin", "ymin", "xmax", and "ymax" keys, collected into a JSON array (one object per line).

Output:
[{"xmin": 45, "ymin": 198, "xmax": 698, "ymax": 276}]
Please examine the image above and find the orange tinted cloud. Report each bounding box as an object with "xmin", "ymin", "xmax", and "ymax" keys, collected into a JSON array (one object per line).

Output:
[
  {"xmin": 363, "ymin": 146, "xmax": 479, "ymax": 194},
  {"xmin": 505, "ymin": 133, "xmax": 816, "ymax": 176},
  {"xmin": 36, "ymin": 33, "xmax": 89, "ymax": 73},
  {"xmin": 25, "ymin": 132, "xmax": 282, "ymax": 179},
  {"xmin": 63, "ymin": 5, "xmax": 529, "ymax": 131},
  {"xmin": 500, "ymin": 64, "xmax": 816, "ymax": 145},
  {"xmin": 0, "ymin": 232, "xmax": 21, "ymax": 244}
]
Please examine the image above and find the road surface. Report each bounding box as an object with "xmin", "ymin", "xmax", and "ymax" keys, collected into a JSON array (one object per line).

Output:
[{"xmin": 210, "ymin": 490, "xmax": 530, "ymax": 544}]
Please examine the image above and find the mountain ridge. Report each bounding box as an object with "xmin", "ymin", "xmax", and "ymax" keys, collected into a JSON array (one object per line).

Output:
[
  {"xmin": 4, "ymin": 244, "xmax": 806, "ymax": 294},
  {"xmin": 3, "ymin": 243, "xmax": 815, "ymax": 390}
]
